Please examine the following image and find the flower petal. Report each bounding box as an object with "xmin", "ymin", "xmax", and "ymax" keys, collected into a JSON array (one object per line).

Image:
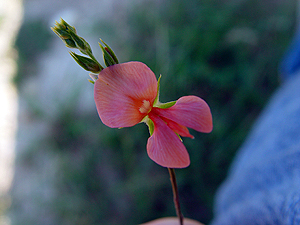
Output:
[
  {"xmin": 161, "ymin": 117, "xmax": 194, "ymax": 139},
  {"xmin": 152, "ymin": 96, "xmax": 213, "ymax": 133},
  {"xmin": 94, "ymin": 62, "xmax": 157, "ymax": 128},
  {"xmin": 147, "ymin": 113, "xmax": 190, "ymax": 168}
]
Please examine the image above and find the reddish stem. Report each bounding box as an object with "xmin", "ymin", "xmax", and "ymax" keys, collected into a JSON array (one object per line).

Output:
[{"xmin": 168, "ymin": 168, "xmax": 184, "ymax": 225}]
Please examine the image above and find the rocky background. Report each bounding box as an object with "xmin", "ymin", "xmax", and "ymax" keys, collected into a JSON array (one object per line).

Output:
[{"xmin": 0, "ymin": 0, "xmax": 297, "ymax": 224}]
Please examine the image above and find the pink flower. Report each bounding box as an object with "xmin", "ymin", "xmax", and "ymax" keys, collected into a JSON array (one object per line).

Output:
[{"xmin": 94, "ymin": 62, "xmax": 213, "ymax": 168}]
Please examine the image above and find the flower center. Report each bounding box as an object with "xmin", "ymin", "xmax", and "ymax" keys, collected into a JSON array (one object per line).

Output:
[{"xmin": 139, "ymin": 100, "xmax": 151, "ymax": 114}]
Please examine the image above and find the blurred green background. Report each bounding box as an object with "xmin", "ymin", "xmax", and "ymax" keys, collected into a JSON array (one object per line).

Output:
[{"xmin": 12, "ymin": 0, "xmax": 296, "ymax": 224}]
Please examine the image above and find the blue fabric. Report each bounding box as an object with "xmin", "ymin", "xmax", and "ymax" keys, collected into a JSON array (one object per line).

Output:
[{"xmin": 211, "ymin": 71, "xmax": 300, "ymax": 225}]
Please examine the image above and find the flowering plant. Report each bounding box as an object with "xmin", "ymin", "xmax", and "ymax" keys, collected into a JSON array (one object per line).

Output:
[{"xmin": 52, "ymin": 19, "xmax": 212, "ymax": 225}]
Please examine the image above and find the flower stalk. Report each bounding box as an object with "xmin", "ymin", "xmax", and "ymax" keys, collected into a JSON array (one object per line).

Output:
[
  {"xmin": 168, "ymin": 168, "xmax": 184, "ymax": 225},
  {"xmin": 52, "ymin": 19, "xmax": 213, "ymax": 224}
]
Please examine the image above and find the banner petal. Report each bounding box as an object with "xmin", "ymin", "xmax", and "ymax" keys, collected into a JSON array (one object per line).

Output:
[{"xmin": 94, "ymin": 62, "xmax": 157, "ymax": 128}]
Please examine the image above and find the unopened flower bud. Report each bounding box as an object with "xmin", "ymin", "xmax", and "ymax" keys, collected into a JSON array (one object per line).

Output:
[
  {"xmin": 51, "ymin": 19, "xmax": 77, "ymax": 48},
  {"xmin": 68, "ymin": 31, "xmax": 90, "ymax": 54},
  {"xmin": 63, "ymin": 39, "xmax": 77, "ymax": 48},
  {"xmin": 99, "ymin": 39, "xmax": 119, "ymax": 67},
  {"xmin": 70, "ymin": 52, "xmax": 102, "ymax": 73}
]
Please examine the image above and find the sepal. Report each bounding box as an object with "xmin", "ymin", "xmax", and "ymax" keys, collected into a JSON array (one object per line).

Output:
[
  {"xmin": 142, "ymin": 116, "xmax": 154, "ymax": 136},
  {"xmin": 70, "ymin": 52, "xmax": 102, "ymax": 73},
  {"xmin": 51, "ymin": 20, "xmax": 77, "ymax": 48},
  {"xmin": 99, "ymin": 39, "xmax": 119, "ymax": 66},
  {"xmin": 155, "ymin": 101, "xmax": 176, "ymax": 109},
  {"xmin": 100, "ymin": 39, "xmax": 119, "ymax": 64},
  {"xmin": 153, "ymin": 75, "xmax": 176, "ymax": 109},
  {"xmin": 68, "ymin": 31, "xmax": 93, "ymax": 56},
  {"xmin": 153, "ymin": 75, "xmax": 161, "ymax": 106}
]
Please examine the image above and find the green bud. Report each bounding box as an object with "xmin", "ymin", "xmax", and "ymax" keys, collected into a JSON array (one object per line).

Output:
[
  {"xmin": 52, "ymin": 19, "xmax": 93, "ymax": 55},
  {"xmin": 52, "ymin": 18, "xmax": 123, "ymax": 76},
  {"xmin": 51, "ymin": 27, "xmax": 70, "ymax": 39},
  {"xmin": 99, "ymin": 43, "xmax": 116, "ymax": 67},
  {"xmin": 64, "ymin": 38, "xmax": 77, "ymax": 48},
  {"xmin": 68, "ymin": 31, "xmax": 84, "ymax": 48},
  {"xmin": 81, "ymin": 39, "xmax": 93, "ymax": 56},
  {"xmin": 68, "ymin": 32, "xmax": 90, "ymax": 54},
  {"xmin": 100, "ymin": 39, "xmax": 119, "ymax": 64},
  {"xmin": 51, "ymin": 19, "xmax": 77, "ymax": 48},
  {"xmin": 59, "ymin": 19, "xmax": 76, "ymax": 34},
  {"xmin": 101, "ymin": 45, "xmax": 115, "ymax": 67},
  {"xmin": 70, "ymin": 52, "xmax": 102, "ymax": 73}
]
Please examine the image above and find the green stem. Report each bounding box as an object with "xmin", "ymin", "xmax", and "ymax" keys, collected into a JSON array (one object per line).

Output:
[{"xmin": 168, "ymin": 168, "xmax": 184, "ymax": 225}]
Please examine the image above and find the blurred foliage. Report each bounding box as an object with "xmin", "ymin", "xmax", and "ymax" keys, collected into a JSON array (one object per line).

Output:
[
  {"xmin": 14, "ymin": 0, "xmax": 296, "ymax": 224},
  {"xmin": 14, "ymin": 19, "xmax": 52, "ymax": 86}
]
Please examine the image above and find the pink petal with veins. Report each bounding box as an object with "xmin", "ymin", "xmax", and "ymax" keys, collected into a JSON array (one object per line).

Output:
[
  {"xmin": 147, "ymin": 113, "xmax": 190, "ymax": 168},
  {"xmin": 153, "ymin": 96, "xmax": 213, "ymax": 133},
  {"xmin": 94, "ymin": 62, "xmax": 157, "ymax": 128}
]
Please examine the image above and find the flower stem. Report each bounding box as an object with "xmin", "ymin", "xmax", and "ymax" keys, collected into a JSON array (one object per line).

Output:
[{"xmin": 168, "ymin": 168, "xmax": 184, "ymax": 225}]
